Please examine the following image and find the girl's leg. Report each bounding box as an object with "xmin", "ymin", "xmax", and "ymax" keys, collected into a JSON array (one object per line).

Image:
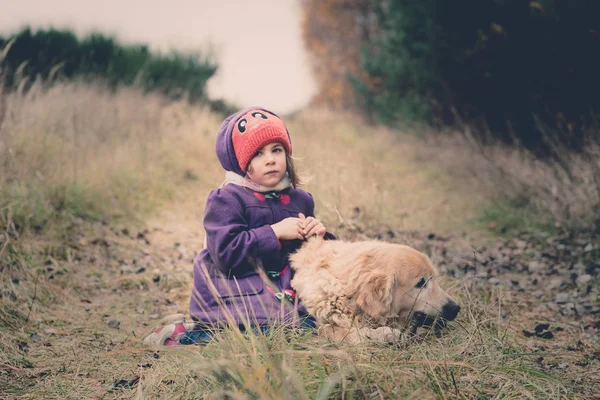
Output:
[
  {"xmin": 179, "ymin": 329, "xmax": 217, "ymax": 345},
  {"xmin": 143, "ymin": 314, "xmax": 216, "ymax": 346},
  {"xmin": 299, "ymin": 315, "xmax": 317, "ymax": 329}
]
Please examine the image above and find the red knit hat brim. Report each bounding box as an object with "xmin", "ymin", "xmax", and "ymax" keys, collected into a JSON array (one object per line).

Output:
[{"xmin": 232, "ymin": 113, "xmax": 291, "ymax": 172}]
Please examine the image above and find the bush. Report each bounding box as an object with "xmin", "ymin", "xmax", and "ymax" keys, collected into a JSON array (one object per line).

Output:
[
  {"xmin": 0, "ymin": 27, "xmax": 217, "ymax": 102},
  {"xmin": 344, "ymin": 0, "xmax": 600, "ymax": 155}
]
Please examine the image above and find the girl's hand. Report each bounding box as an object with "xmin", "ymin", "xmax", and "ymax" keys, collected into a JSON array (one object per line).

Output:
[
  {"xmin": 298, "ymin": 213, "xmax": 327, "ymax": 239},
  {"xmin": 271, "ymin": 217, "xmax": 305, "ymax": 241}
]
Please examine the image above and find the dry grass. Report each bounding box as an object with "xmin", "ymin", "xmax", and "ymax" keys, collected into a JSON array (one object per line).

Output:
[
  {"xmin": 0, "ymin": 78, "xmax": 223, "ymax": 233},
  {"xmin": 422, "ymin": 128, "xmax": 600, "ymax": 234},
  {"xmin": 287, "ymin": 110, "xmax": 486, "ymax": 235},
  {"xmin": 137, "ymin": 292, "xmax": 568, "ymax": 399},
  {"xmin": 0, "ymin": 78, "xmax": 487, "ymax": 239},
  {"xmin": 1, "ymin": 228, "xmax": 576, "ymax": 399},
  {"xmin": 2, "ymin": 79, "xmax": 597, "ymax": 398},
  {"xmin": 124, "ymin": 283, "xmax": 571, "ymax": 399},
  {"xmin": 2, "ymin": 271, "xmax": 575, "ymax": 399}
]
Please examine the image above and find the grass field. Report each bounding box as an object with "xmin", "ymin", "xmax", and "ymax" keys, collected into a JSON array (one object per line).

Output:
[{"xmin": 1, "ymin": 81, "xmax": 598, "ymax": 399}]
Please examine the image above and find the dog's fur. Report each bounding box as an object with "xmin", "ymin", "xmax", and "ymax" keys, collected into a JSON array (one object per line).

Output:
[{"xmin": 290, "ymin": 237, "xmax": 460, "ymax": 344}]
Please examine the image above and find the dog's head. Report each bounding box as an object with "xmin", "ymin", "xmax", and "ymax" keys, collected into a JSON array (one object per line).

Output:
[{"xmin": 352, "ymin": 243, "xmax": 460, "ymax": 329}]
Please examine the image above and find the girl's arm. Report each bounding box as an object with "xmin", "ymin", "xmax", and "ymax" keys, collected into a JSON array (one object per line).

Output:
[{"xmin": 204, "ymin": 189, "xmax": 282, "ymax": 274}]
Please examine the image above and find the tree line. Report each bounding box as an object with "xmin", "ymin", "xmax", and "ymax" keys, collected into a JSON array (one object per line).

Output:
[
  {"xmin": 0, "ymin": 27, "xmax": 217, "ymax": 103},
  {"xmin": 302, "ymin": 0, "xmax": 600, "ymax": 155}
]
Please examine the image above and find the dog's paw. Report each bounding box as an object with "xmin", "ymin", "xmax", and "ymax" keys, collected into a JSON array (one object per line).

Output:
[{"xmin": 361, "ymin": 326, "xmax": 401, "ymax": 343}]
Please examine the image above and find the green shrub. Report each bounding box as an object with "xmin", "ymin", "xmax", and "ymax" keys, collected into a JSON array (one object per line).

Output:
[
  {"xmin": 350, "ymin": 0, "xmax": 600, "ymax": 155},
  {"xmin": 0, "ymin": 27, "xmax": 217, "ymax": 102}
]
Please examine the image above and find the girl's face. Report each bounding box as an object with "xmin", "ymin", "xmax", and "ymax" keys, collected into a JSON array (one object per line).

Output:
[{"xmin": 246, "ymin": 142, "xmax": 287, "ymax": 187}]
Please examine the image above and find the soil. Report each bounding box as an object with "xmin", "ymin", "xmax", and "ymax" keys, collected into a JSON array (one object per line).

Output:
[{"xmin": 2, "ymin": 202, "xmax": 599, "ymax": 398}]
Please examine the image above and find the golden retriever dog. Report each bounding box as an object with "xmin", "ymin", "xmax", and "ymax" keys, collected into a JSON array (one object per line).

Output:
[{"xmin": 289, "ymin": 237, "xmax": 460, "ymax": 344}]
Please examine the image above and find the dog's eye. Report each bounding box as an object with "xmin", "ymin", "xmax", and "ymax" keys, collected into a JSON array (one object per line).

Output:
[{"xmin": 415, "ymin": 278, "xmax": 427, "ymax": 289}]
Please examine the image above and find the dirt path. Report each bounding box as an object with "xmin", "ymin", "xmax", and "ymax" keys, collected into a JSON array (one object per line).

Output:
[
  {"xmin": 3, "ymin": 190, "xmax": 208, "ymax": 397},
  {"xmin": 4, "ymin": 186, "xmax": 600, "ymax": 398}
]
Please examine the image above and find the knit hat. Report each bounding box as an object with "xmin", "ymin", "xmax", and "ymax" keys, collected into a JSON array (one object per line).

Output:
[{"xmin": 231, "ymin": 109, "xmax": 292, "ymax": 172}]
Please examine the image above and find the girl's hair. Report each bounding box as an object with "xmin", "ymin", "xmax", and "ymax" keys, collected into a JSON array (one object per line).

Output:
[{"xmin": 286, "ymin": 153, "xmax": 303, "ymax": 188}]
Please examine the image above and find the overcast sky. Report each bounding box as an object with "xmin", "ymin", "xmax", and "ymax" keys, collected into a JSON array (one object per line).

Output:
[{"xmin": 0, "ymin": 0, "xmax": 315, "ymax": 114}]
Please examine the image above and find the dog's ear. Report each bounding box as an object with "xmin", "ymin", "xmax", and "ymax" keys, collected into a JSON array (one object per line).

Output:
[{"xmin": 354, "ymin": 271, "xmax": 396, "ymax": 318}]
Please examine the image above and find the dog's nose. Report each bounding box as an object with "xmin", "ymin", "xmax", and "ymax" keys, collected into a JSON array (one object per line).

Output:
[{"xmin": 441, "ymin": 301, "xmax": 461, "ymax": 321}]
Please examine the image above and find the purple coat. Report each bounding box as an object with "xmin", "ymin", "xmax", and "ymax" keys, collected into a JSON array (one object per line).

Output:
[{"xmin": 189, "ymin": 107, "xmax": 334, "ymax": 328}]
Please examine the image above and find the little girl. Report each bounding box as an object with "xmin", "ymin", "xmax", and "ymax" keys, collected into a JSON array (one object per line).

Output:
[{"xmin": 144, "ymin": 107, "xmax": 335, "ymax": 345}]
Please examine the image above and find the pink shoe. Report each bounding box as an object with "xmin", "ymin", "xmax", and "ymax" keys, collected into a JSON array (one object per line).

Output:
[{"xmin": 142, "ymin": 314, "xmax": 196, "ymax": 346}]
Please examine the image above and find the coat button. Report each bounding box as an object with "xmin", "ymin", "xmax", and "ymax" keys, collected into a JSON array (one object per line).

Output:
[{"xmin": 280, "ymin": 194, "xmax": 290, "ymax": 205}]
